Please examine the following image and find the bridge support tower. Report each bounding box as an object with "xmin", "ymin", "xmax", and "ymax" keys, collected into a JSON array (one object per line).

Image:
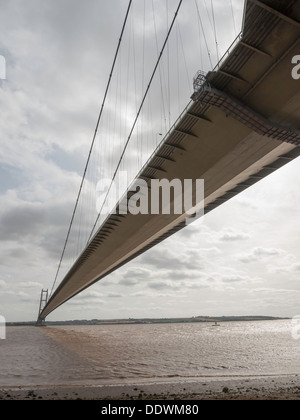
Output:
[{"xmin": 36, "ymin": 289, "xmax": 48, "ymax": 326}]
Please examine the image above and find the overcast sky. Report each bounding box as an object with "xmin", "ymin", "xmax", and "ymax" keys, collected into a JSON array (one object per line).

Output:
[{"xmin": 1, "ymin": 0, "xmax": 300, "ymax": 322}]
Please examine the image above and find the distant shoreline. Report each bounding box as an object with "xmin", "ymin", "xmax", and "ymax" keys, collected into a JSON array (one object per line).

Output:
[{"xmin": 7, "ymin": 315, "xmax": 289, "ymax": 327}]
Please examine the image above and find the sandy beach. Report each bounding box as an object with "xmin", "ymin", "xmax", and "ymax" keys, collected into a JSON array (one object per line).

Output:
[{"xmin": 1, "ymin": 375, "xmax": 300, "ymax": 400}]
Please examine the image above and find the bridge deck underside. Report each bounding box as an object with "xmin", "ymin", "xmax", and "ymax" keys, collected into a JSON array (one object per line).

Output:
[{"xmin": 40, "ymin": 0, "xmax": 300, "ymax": 319}]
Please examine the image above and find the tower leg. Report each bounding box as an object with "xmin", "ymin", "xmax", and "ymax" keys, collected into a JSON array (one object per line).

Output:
[{"xmin": 36, "ymin": 289, "xmax": 48, "ymax": 326}]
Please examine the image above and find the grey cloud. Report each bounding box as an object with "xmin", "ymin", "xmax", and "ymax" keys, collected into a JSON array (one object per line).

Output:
[
  {"xmin": 290, "ymin": 263, "xmax": 300, "ymax": 271},
  {"xmin": 270, "ymin": 261, "xmax": 300, "ymax": 274},
  {"xmin": 106, "ymin": 293, "xmax": 123, "ymax": 299},
  {"xmin": 70, "ymin": 290, "xmax": 106, "ymax": 305},
  {"xmin": 68, "ymin": 298, "xmax": 106, "ymax": 306},
  {"xmin": 0, "ymin": 164, "xmax": 26, "ymax": 193},
  {"xmin": 238, "ymin": 247, "xmax": 283, "ymax": 263},
  {"xmin": 118, "ymin": 267, "xmax": 153, "ymax": 287},
  {"xmin": 46, "ymin": 144, "xmax": 87, "ymax": 176},
  {"xmin": 219, "ymin": 231, "xmax": 250, "ymax": 242},
  {"xmin": 168, "ymin": 270, "xmax": 201, "ymax": 281},
  {"xmin": 19, "ymin": 282, "xmax": 42, "ymax": 289},
  {"xmin": 250, "ymin": 287, "xmax": 300, "ymax": 295},
  {"xmin": 147, "ymin": 280, "xmax": 171, "ymax": 290},
  {"xmin": 0, "ymin": 201, "xmax": 70, "ymax": 239},
  {"xmin": 139, "ymin": 247, "xmax": 204, "ymax": 271},
  {"xmin": 146, "ymin": 275, "xmax": 206, "ymax": 291},
  {"xmin": 76, "ymin": 290, "xmax": 104, "ymax": 299},
  {"xmin": 253, "ymin": 248, "xmax": 282, "ymax": 257},
  {"xmin": 0, "ymin": 280, "xmax": 7, "ymax": 289},
  {"xmin": 203, "ymin": 270, "xmax": 259, "ymax": 289},
  {"xmin": 221, "ymin": 275, "xmax": 250, "ymax": 284},
  {"xmin": 0, "ymin": 247, "xmax": 31, "ymax": 265},
  {"xmin": 119, "ymin": 278, "xmax": 139, "ymax": 287},
  {"xmin": 0, "ymin": 206, "xmax": 45, "ymax": 240}
]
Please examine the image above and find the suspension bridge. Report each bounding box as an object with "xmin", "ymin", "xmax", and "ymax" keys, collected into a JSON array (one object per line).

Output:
[{"xmin": 37, "ymin": 0, "xmax": 300, "ymax": 324}]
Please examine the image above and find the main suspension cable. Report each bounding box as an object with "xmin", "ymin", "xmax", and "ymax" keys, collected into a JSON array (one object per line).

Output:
[
  {"xmin": 88, "ymin": 0, "xmax": 184, "ymax": 244},
  {"xmin": 50, "ymin": 0, "xmax": 133, "ymax": 298}
]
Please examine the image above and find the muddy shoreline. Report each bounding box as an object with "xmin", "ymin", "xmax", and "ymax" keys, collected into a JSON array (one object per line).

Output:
[{"xmin": 1, "ymin": 375, "xmax": 300, "ymax": 400}]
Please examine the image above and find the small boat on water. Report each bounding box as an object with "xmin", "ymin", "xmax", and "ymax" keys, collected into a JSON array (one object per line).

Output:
[{"xmin": 212, "ymin": 321, "xmax": 220, "ymax": 327}]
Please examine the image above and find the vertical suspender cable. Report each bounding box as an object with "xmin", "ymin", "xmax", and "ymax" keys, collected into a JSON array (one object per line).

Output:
[
  {"xmin": 152, "ymin": 0, "xmax": 167, "ymax": 133},
  {"xmin": 230, "ymin": 0, "xmax": 237, "ymax": 36},
  {"xmin": 88, "ymin": 0, "xmax": 184, "ymax": 244},
  {"xmin": 211, "ymin": 0, "xmax": 219, "ymax": 63},
  {"xmin": 50, "ymin": 0, "xmax": 133, "ymax": 298},
  {"xmin": 194, "ymin": 0, "xmax": 213, "ymax": 70}
]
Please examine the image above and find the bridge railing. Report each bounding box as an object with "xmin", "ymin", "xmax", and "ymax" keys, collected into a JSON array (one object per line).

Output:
[
  {"xmin": 213, "ymin": 31, "xmax": 243, "ymax": 72},
  {"xmin": 93, "ymin": 32, "xmax": 245, "ymax": 239},
  {"xmin": 143, "ymin": 32, "xmax": 244, "ymax": 175}
]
